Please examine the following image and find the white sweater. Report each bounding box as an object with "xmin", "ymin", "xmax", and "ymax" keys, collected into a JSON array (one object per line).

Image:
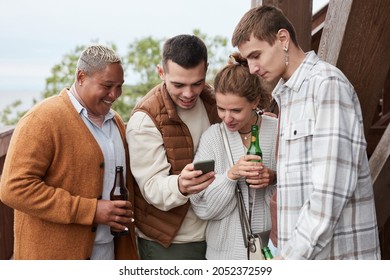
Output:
[{"xmin": 190, "ymin": 115, "xmax": 278, "ymax": 259}]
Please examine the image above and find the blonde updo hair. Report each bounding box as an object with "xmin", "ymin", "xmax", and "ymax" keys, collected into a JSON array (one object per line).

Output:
[{"xmin": 213, "ymin": 52, "xmax": 271, "ymax": 110}]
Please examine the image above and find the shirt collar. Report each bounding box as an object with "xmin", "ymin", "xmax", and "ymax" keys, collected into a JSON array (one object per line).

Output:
[
  {"xmin": 67, "ymin": 85, "xmax": 115, "ymax": 122},
  {"xmin": 273, "ymin": 51, "xmax": 319, "ymax": 99}
]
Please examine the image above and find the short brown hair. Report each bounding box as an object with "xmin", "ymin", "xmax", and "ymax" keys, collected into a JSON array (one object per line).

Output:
[
  {"xmin": 162, "ymin": 34, "xmax": 208, "ymax": 71},
  {"xmin": 232, "ymin": 5, "xmax": 299, "ymax": 48}
]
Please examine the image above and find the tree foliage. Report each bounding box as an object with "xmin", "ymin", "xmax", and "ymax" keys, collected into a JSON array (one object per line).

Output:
[
  {"xmin": 0, "ymin": 30, "xmax": 232, "ymax": 124},
  {"xmin": 42, "ymin": 45, "xmax": 86, "ymax": 99},
  {"xmin": 0, "ymin": 100, "xmax": 27, "ymax": 126}
]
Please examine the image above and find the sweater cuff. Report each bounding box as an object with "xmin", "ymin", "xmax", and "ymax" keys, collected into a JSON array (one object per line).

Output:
[
  {"xmin": 170, "ymin": 174, "xmax": 189, "ymax": 200},
  {"xmin": 74, "ymin": 197, "xmax": 97, "ymax": 225}
]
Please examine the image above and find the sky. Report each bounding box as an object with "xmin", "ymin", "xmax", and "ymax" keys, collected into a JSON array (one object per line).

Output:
[
  {"xmin": 0, "ymin": 0, "xmax": 252, "ymax": 93},
  {"xmin": 0, "ymin": 0, "xmax": 328, "ymax": 109}
]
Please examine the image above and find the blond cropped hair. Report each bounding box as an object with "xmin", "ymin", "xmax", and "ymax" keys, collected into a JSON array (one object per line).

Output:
[{"xmin": 76, "ymin": 45, "xmax": 121, "ymax": 76}]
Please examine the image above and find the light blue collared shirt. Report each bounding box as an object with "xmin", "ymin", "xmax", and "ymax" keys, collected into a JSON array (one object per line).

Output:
[{"xmin": 67, "ymin": 88, "xmax": 126, "ymax": 259}]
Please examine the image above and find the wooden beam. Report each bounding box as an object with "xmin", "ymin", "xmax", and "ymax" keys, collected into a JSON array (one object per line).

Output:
[
  {"xmin": 0, "ymin": 201, "xmax": 14, "ymax": 260},
  {"xmin": 251, "ymin": 0, "xmax": 262, "ymax": 8},
  {"xmin": 0, "ymin": 126, "xmax": 14, "ymax": 158},
  {"xmin": 317, "ymin": 0, "xmax": 352, "ymax": 64},
  {"xmin": 311, "ymin": 4, "xmax": 328, "ymax": 53},
  {"xmin": 318, "ymin": 0, "xmax": 390, "ymax": 138},
  {"xmin": 0, "ymin": 126, "xmax": 15, "ymax": 260},
  {"xmin": 0, "ymin": 126, "xmax": 14, "ymax": 178},
  {"xmin": 257, "ymin": 0, "xmax": 313, "ymax": 52},
  {"xmin": 369, "ymin": 123, "xmax": 390, "ymax": 228}
]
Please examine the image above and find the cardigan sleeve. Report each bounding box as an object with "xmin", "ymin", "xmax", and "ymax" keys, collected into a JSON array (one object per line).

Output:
[
  {"xmin": 0, "ymin": 104, "xmax": 97, "ymax": 226},
  {"xmin": 190, "ymin": 124, "xmax": 238, "ymax": 220}
]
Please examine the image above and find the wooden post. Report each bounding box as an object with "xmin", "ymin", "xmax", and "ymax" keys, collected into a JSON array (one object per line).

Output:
[
  {"xmin": 251, "ymin": 0, "xmax": 262, "ymax": 8},
  {"xmin": 318, "ymin": 0, "xmax": 390, "ymax": 138},
  {"xmin": 369, "ymin": 123, "xmax": 390, "ymax": 229},
  {"xmin": 369, "ymin": 123, "xmax": 390, "ymax": 259},
  {"xmin": 258, "ymin": 0, "xmax": 313, "ymax": 52},
  {"xmin": 0, "ymin": 126, "xmax": 15, "ymax": 260},
  {"xmin": 319, "ymin": 0, "xmax": 390, "ymax": 259}
]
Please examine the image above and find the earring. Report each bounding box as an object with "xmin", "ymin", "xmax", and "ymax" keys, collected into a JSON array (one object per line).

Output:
[
  {"xmin": 255, "ymin": 107, "xmax": 264, "ymax": 115},
  {"xmin": 284, "ymin": 47, "xmax": 289, "ymax": 66}
]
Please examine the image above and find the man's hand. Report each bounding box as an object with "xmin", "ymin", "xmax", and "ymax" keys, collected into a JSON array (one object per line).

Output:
[
  {"xmin": 246, "ymin": 167, "xmax": 276, "ymax": 188},
  {"xmin": 93, "ymin": 200, "xmax": 134, "ymax": 231},
  {"xmin": 177, "ymin": 163, "xmax": 215, "ymax": 195}
]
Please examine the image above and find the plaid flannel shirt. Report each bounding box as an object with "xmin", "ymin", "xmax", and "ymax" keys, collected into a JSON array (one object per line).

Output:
[{"xmin": 273, "ymin": 51, "xmax": 381, "ymax": 259}]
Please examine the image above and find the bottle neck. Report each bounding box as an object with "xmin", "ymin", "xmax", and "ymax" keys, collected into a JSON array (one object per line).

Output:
[
  {"xmin": 247, "ymin": 124, "xmax": 262, "ymax": 161},
  {"xmin": 250, "ymin": 125, "xmax": 259, "ymax": 144}
]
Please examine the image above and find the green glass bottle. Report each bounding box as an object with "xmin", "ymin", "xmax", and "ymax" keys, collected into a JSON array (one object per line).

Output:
[
  {"xmin": 246, "ymin": 124, "xmax": 262, "ymax": 162},
  {"xmin": 261, "ymin": 246, "xmax": 273, "ymax": 260}
]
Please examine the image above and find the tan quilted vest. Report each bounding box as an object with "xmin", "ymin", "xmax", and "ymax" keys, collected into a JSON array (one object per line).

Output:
[{"xmin": 132, "ymin": 83, "xmax": 219, "ymax": 247}]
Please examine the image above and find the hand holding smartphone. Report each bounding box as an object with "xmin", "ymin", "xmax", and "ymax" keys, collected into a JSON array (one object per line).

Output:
[{"xmin": 193, "ymin": 159, "xmax": 215, "ymax": 174}]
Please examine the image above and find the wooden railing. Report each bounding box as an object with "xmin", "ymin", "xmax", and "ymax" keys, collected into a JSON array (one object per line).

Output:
[{"xmin": 0, "ymin": 126, "xmax": 15, "ymax": 260}]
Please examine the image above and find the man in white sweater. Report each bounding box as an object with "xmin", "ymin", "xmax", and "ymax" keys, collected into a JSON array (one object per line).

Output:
[{"xmin": 126, "ymin": 34, "xmax": 220, "ymax": 259}]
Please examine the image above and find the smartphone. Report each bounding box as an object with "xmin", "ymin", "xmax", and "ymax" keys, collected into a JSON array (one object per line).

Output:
[{"xmin": 194, "ymin": 159, "xmax": 215, "ymax": 174}]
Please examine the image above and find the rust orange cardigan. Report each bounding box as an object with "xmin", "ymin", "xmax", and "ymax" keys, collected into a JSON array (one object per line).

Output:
[{"xmin": 0, "ymin": 89, "xmax": 138, "ymax": 259}]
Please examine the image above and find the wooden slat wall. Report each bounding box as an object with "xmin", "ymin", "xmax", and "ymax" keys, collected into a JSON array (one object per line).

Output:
[
  {"xmin": 253, "ymin": 0, "xmax": 390, "ymax": 259},
  {"xmin": 0, "ymin": 126, "xmax": 14, "ymax": 260},
  {"xmin": 318, "ymin": 0, "xmax": 390, "ymax": 260},
  {"xmin": 370, "ymin": 124, "xmax": 390, "ymax": 228},
  {"xmin": 311, "ymin": 5, "xmax": 328, "ymax": 53},
  {"xmin": 368, "ymin": 69, "xmax": 390, "ymax": 156},
  {"xmin": 261, "ymin": 0, "xmax": 313, "ymax": 52},
  {"xmin": 369, "ymin": 124, "xmax": 390, "ymax": 259},
  {"xmin": 318, "ymin": 0, "xmax": 390, "ymax": 139},
  {"xmin": 0, "ymin": 201, "xmax": 13, "ymax": 260}
]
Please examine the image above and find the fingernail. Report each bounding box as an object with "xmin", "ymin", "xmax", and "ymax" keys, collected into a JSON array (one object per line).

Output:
[
  {"xmin": 131, "ymin": 218, "xmax": 135, "ymax": 223},
  {"xmin": 125, "ymin": 227, "xmax": 129, "ymax": 231}
]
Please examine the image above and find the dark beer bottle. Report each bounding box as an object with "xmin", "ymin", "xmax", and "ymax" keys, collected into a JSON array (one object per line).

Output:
[
  {"xmin": 261, "ymin": 246, "xmax": 274, "ymax": 260},
  {"xmin": 246, "ymin": 124, "xmax": 262, "ymax": 162},
  {"xmin": 110, "ymin": 166, "xmax": 129, "ymax": 236}
]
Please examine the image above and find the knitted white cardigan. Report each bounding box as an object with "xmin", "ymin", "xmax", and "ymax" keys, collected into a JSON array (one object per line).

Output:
[{"xmin": 190, "ymin": 115, "xmax": 278, "ymax": 259}]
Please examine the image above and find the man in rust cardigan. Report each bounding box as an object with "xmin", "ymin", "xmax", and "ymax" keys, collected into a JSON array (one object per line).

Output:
[{"xmin": 0, "ymin": 45, "xmax": 138, "ymax": 259}]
